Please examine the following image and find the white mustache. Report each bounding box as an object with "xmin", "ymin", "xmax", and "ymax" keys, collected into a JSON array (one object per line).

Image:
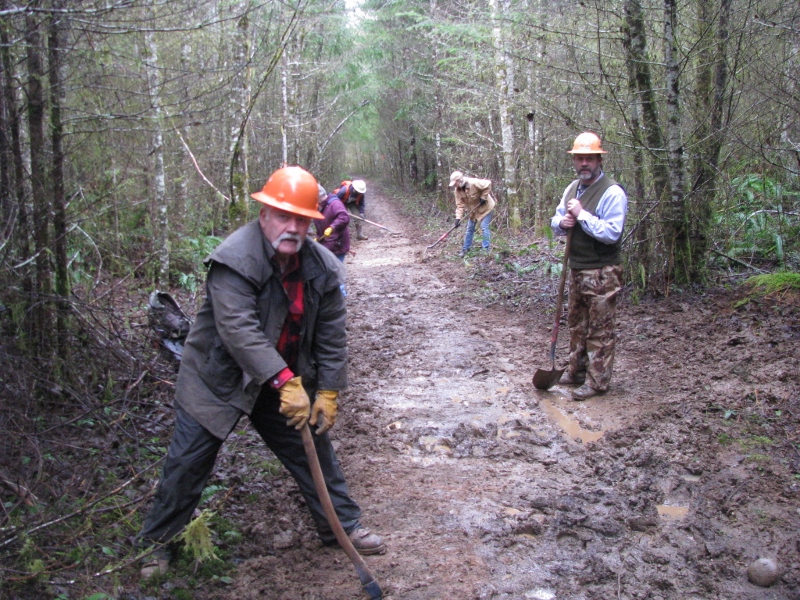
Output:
[{"xmin": 272, "ymin": 233, "xmax": 304, "ymax": 250}]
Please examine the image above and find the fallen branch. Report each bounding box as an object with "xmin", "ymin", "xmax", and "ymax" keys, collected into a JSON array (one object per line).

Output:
[
  {"xmin": 0, "ymin": 457, "xmax": 163, "ymax": 549},
  {"xmin": 710, "ymin": 248, "xmax": 767, "ymax": 273},
  {"xmin": 0, "ymin": 475, "xmax": 38, "ymax": 507}
]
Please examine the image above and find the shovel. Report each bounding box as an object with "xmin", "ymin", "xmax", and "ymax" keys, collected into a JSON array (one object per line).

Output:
[
  {"xmin": 422, "ymin": 204, "xmax": 480, "ymax": 258},
  {"xmin": 533, "ymin": 228, "xmax": 573, "ymax": 390},
  {"xmin": 349, "ymin": 213, "xmax": 399, "ymax": 235},
  {"xmin": 301, "ymin": 425, "xmax": 383, "ymax": 599}
]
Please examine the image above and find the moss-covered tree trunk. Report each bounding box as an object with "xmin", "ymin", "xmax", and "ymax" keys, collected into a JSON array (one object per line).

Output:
[
  {"xmin": 689, "ymin": 0, "xmax": 732, "ymax": 282},
  {"xmin": 623, "ymin": 0, "xmax": 672, "ymax": 293}
]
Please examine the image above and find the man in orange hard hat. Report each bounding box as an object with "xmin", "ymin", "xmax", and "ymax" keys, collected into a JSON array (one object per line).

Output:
[
  {"xmin": 138, "ymin": 166, "xmax": 384, "ymax": 579},
  {"xmin": 551, "ymin": 132, "xmax": 628, "ymax": 400},
  {"xmin": 335, "ymin": 179, "xmax": 369, "ymax": 240}
]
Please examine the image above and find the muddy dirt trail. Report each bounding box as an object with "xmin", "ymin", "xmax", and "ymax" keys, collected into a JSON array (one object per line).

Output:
[{"xmin": 211, "ymin": 180, "xmax": 800, "ymax": 600}]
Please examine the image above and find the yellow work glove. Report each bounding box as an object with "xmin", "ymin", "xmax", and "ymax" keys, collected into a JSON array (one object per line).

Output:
[
  {"xmin": 278, "ymin": 377, "xmax": 311, "ymax": 429},
  {"xmin": 323, "ymin": 227, "xmax": 333, "ymax": 238},
  {"xmin": 309, "ymin": 390, "xmax": 338, "ymax": 435}
]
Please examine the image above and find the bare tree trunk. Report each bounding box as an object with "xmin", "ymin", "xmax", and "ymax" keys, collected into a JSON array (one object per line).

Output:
[
  {"xmin": 26, "ymin": 8, "xmax": 53, "ymax": 356},
  {"xmin": 229, "ymin": 2, "xmax": 251, "ymax": 229},
  {"xmin": 526, "ymin": 111, "xmax": 538, "ymax": 226},
  {"xmin": 48, "ymin": 0, "xmax": 69, "ymax": 358},
  {"xmin": 0, "ymin": 63, "xmax": 9, "ymax": 237},
  {"xmin": 1, "ymin": 11, "xmax": 30, "ymax": 295},
  {"xmin": 281, "ymin": 52, "xmax": 289, "ymax": 166},
  {"xmin": 409, "ymin": 124, "xmax": 418, "ymax": 183},
  {"xmin": 626, "ymin": 41, "xmax": 649, "ymax": 291},
  {"xmin": 144, "ymin": 25, "xmax": 169, "ymax": 286},
  {"xmin": 531, "ymin": 0, "xmax": 547, "ymax": 233},
  {"xmin": 490, "ymin": 0, "xmax": 518, "ymax": 228}
]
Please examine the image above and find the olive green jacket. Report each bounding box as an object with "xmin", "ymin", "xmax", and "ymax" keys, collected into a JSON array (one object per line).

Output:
[{"xmin": 174, "ymin": 220, "xmax": 348, "ymax": 439}]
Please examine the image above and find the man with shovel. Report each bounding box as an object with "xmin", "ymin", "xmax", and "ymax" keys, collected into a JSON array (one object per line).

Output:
[
  {"xmin": 551, "ymin": 132, "xmax": 627, "ymax": 400},
  {"xmin": 138, "ymin": 166, "xmax": 384, "ymax": 579},
  {"xmin": 449, "ymin": 170, "xmax": 496, "ymax": 257}
]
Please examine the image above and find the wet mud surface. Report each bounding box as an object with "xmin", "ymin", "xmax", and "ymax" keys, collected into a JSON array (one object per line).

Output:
[{"xmin": 192, "ymin": 181, "xmax": 800, "ymax": 599}]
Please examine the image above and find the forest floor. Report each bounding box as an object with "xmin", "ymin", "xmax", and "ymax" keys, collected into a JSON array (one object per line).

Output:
[
  {"xmin": 153, "ymin": 179, "xmax": 800, "ymax": 600},
  {"xmin": 27, "ymin": 179, "xmax": 799, "ymax": 600}
]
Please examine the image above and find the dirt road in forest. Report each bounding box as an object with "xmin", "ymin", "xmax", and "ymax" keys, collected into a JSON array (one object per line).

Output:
[{"xmin": 212, "ymin": 180, "xmax": 799, "ymax": 600}]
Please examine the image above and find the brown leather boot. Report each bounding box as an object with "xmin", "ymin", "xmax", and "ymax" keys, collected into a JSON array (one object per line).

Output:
[
  {"xmin": 140, "ymin": 546, "xmax": 173, "ymax": 579},
  {"xmin": 559, "ymin": 372, "xmax": 585, "ymax": 385},
  {"xmin": 572, "ymin": 384, "xmax": 602, "ymax": 401},
  {"xmin": 347, "ymin": 527, "xmax": 386, "ymax": 555}
]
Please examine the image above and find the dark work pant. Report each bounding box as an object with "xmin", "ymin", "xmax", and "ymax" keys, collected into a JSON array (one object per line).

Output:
[{"xmin": 139, "ymin": 401, "xmax": 362, "ymax": 547}]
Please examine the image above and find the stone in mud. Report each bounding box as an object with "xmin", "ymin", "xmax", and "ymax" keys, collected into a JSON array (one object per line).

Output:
[
  {"xmin": 627, "ymin": 516, "xmax": 659, "ymax": 532},
  {"xmin": 747, "ymin": 557, "xmax": 780, "ymax": 587},
  {"xmin": 273, "ymin": 530, "xmax": 296, "ymax": 549}
]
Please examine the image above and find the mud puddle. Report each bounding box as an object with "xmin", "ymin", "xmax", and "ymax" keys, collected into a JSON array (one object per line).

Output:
[{"xmin": 538, "ymin": 395, "xmax": 605, "ymax": 443}]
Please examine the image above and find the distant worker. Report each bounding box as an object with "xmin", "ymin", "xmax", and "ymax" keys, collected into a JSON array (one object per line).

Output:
[
  {"xmin": 449, "ymin": 171, "xmax": 496, "ymax": 257},
  {"xmin": 138, "ymin": 166, "xmax": 384, "ymax": 579},
  {"xmin": 314, "ymin": 184, "xmax": 351, "ymax": 263},
  {"xmin": 335, "ymin": 179, "xmax": 369, "ymax": 241},
  {"xmin": 551, "ymin": 132, "xmax": 628, "ymax": 401}
]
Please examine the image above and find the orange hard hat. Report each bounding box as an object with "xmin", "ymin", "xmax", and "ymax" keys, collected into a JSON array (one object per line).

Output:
[
  {"xmin": 250, "ymin": 166, "xmax": 324, "ymax": 219},
  {"xmin": 567, "ymin": 132, "xmax": 606, "ymax": 154}
]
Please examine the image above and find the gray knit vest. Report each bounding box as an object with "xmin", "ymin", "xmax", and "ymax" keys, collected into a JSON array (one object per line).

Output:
[{"xmin": 564, "ymin": 175, "xmax": 623, "ymax": 270}]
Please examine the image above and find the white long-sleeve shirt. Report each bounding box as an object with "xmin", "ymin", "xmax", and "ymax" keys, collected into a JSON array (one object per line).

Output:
[{"xmin": 550, "ymin": 173, "xmax": 627, "ymax": 244}]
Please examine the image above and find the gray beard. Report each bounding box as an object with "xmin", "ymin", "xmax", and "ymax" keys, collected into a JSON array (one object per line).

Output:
[{"xmin": 271, "ymin": 234, "xmax": 304, "ymax": 252}]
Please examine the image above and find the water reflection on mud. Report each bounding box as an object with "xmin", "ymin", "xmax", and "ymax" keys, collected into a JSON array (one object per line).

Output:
[
  {"xmin": 539, "ymin": 395, "xmax": 604, "ymax": 443},
  {"xmin": 656, "ymin": 504, "xmax": 690, "ymax": 518}
]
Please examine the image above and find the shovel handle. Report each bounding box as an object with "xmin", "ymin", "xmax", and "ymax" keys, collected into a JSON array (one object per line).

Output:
[
  {"xmin": 549, "ymin": 229, "xmax": 573, "ymax": 368},
  {"xmin": 426, "ymin": 224, "xmax": 457, "ymax": 250},
  {"xmin": 350, "ymin": 213, "xmax": 396, "ymax": 234},
  {"xmin": 300, "ymin": 425, "xmax": 382, "ymax": 599},
  {"xmin": 425, "ymin": 204, "xmax": 480, "ymax": 251}
]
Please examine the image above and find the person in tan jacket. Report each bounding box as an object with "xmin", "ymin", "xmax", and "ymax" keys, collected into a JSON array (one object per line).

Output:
[{"xmin": 449, "ymin": 171, "xmax": 496, "ymax": 257}]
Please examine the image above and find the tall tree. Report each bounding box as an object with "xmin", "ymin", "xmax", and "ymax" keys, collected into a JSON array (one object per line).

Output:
[
  {"xmin": 26, "ymin": 6, "xmax": 53, "ymax": 355},
  {"xmin": 144, "ymin": 20, "xmax": 168, "ymax": 285},
  {"xmin": 689, "ymin": 0, "xmax": 732, "ymax": 281},
  {"xmin": 48, "ymin": 0, "xmax": 69, "ymax": 356},
  {"xmin": 664, "ymin": 0, "xmax": 688, "ymax": 282},
  {"xmin": 490, "ymin": 0, "xmax": 518, "ymax": 228},
  {"xmin": 622, "ymin": 0, "xmax": 671, "ymax": 290},
  {"xmin": 228, "ymin": 1, "xmax": 252, "ymax": 228}
]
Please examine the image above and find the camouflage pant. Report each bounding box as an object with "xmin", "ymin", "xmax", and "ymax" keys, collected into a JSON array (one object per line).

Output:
[{"xmin": 567, "ymin": 264, "xmax": 623, "ymax": 391}]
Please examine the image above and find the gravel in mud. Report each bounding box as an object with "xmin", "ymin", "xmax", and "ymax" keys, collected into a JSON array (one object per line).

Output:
[{"xmin": 188, "ymin": 181, "xmax": 800, "ymax": 600}]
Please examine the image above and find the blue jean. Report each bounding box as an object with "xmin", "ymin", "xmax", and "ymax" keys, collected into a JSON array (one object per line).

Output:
[
  {"xmin": 336, "ymin": 254, "xmax": 347, "ymax": 297},
  {"xmin": 463, "ymin": 211, "xmax": 493, "ymax": 252}
]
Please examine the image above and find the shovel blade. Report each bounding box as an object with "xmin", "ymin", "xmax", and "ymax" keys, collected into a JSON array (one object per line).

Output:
[{"xmin": 532, "ymin": 367, "xmax": 565, "ymax": 390}]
